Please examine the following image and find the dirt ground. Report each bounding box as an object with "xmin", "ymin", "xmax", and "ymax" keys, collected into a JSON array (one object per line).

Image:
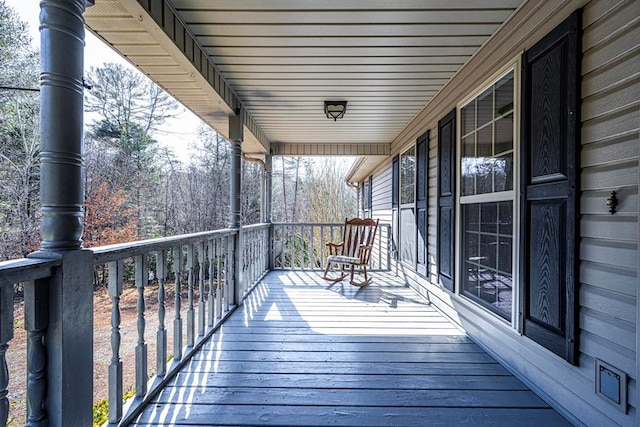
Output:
[{"xmin": 7, "ymin": 281, "xmax": 191, "ymax": 425}]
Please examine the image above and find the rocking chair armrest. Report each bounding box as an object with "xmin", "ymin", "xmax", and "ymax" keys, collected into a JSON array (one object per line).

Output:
[
  {"xmin": 326, "ymin": 241, "xmax": 345, "ymax": 255},
  {"xmin": 326, "ymin": 242, "xmax": 345, "ymax": 248}
]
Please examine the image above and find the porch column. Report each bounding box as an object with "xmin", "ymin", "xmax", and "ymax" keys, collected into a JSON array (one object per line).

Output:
[
  {"xmin": 264, "ymin": 154, "xmax": 273, "ymax": 269},
  {"xmin": 38, "ymin": 0, "xmax": 87, "ymax": 254},
  {"xmin": 229, "ymin": 113, "xmax": 243, "ymax": 305},
  {"xmin": 264, "ymin": 154, "xmax": 273, "ymax": 223},
  {"xmin": 229, "ymin": 114, "xmax": 243, "ymax": 229},
  {"xmin": 34, "ymin": 1, "xmax": 94, "ymax": 426}
]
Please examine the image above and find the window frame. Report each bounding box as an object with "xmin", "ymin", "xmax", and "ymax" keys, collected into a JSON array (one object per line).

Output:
[
  {"xmin": 455, "ymin": 59, "xmax": 521, "ymax": 327},
  {"xmin": 362, "ymin": 176, "xmax": 372, "ymax": 218},
  {"xmin": 399, "ymin": 145, "xmax": 417, "ymax": 265}
]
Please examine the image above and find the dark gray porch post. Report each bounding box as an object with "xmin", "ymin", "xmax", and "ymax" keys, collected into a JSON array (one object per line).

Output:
[
  {"xmin": 265, "ymin": 154, "xmax": 273, "ymax": 269},
  {"xmin": 34, "ymin": 1, "xmax": 94, "ymax": 425},
  {"xmin": 264, "ymin": 154, "xmax": 273, "ymax": 223},
  {"xmin": 229, "ymin": 112, "xmax": 243, "ymax": 304},
  {"xmin": 38, "ymin": 0, "xmax": 87, "ymax": 253}
]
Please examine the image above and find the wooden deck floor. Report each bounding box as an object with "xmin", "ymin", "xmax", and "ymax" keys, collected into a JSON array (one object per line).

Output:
[{"xmin": 130, "ymin": 271, "xmax": 570, "ymax": 426}]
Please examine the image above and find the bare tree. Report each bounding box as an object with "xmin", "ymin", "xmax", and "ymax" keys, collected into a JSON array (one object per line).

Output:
[
  {"xmin": 306, "ymin": 158, "xmax": 357, "ymax": 222},
  {"xmin": 0, "ymin": 2, "xmax": 40, "ymax": 259},
  {"xmin": 84, "ymin": 63, "xmax": 179, "ymax": 238}
]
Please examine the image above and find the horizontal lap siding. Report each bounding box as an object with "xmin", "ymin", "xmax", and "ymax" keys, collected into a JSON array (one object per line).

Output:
[
  {"xmin": 370, "ymin": 168, "xmax": 392, "ymax": 270},
  {"xmin": 371, "ymin": 167, "xmax": 391, "ymax": 216},
  {"xmin": 580, "ymin": 0, "xmax": 639, "ymax": 421},
  {"xmin": 368, "ymin": 0, "xmax": 638, "ymax": 425}
]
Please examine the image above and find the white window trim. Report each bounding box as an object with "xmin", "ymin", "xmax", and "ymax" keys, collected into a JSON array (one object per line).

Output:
[{"xmin": 454, "ymin": 58, "xmax": 521, "ymax": 329}]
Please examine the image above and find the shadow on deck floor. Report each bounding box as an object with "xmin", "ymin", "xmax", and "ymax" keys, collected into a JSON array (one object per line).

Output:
[{"xmin": 130, "ymin": 271, "xmax": 571, "ymax": 426}]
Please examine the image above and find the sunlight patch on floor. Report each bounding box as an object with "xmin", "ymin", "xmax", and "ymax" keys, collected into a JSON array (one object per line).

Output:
[{"xmin": 264, "ymin": 303, "xmax": 283, "ymax": 321}]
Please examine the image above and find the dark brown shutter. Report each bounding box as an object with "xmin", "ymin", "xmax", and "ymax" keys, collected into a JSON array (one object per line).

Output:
[
  {"xmin": 416, "ymin": 131, "xmax": 429, "ymax": 273},
  {"xmin": 437, "ymin": 109, "xmax": 456, "ymax": 291},
  {"xmin": 520, "ymin": 10, "xmax": 581, "ymax": 364},
  {"xmin": 392, "ymin": 155, "xmax": 399, "ymax": 209}
]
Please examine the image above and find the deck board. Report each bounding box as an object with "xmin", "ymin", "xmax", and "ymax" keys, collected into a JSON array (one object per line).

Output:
[{"xmin": 129, "ymin": 271, "xmax": 570, "ymax": 426}]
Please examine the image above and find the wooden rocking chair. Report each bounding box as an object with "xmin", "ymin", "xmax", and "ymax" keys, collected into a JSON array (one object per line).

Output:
[{"xmin": 322, "ymin": 218, "xmax": 379, "ymax": 287}]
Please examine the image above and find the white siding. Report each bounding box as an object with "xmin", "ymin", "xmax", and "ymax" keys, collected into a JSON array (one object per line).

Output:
[
  {"xmin": 579, "ymin": 1, "xmax": 639, "ymax": 423},
  {"xmin": 371, "ymin": 167, "xmax": 392, "ymax": 217},
  {"xmin": 370, "ymin": 168, "xmax": 393, "ymax": 270},
  {"xmin": 367, "ymin": 0, "xmax": 639, "ymax": 425}
]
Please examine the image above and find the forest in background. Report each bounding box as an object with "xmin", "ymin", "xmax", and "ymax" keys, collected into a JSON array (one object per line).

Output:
[{"xmin": 0, "ymin": 1, "xmax": 356, "ymax": 262}]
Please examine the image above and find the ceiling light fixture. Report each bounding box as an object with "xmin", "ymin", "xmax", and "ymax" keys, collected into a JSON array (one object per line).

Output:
[{"xmin": 324, "ymin": 101, "xmax": 347, "ymax": 121}]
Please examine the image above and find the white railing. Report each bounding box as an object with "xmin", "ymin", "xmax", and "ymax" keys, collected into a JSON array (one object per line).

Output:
[
  {"xmin": 271, "ymin": 222, "xmax": 392, "ymax": 271},
  {"xmin": 0, "ymin": 221, "xmax": 389, "ymax": 426},
  {"xmin": 241, "ymin": 223, "xmax": 270, "ymax": 295}
]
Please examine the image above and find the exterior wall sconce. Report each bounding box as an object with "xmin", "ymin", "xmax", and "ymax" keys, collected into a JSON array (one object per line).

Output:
[
  {"xmin": 605, "ymin": 191, "xmax": 618, "ymax": 214},
  {"xmin": 324, "ymin": 101, "xmax": 347, "ymax": 121}
]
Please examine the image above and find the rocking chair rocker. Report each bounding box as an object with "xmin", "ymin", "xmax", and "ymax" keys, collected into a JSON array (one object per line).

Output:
[{"xmin": 322, "ymin": 218, "xmax": 379, "ymax": 287}]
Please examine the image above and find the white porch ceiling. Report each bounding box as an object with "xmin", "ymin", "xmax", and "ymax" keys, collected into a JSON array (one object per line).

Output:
[{"xmin": 84, "ymin": 0, "xmax": 524, "ymax": 170}]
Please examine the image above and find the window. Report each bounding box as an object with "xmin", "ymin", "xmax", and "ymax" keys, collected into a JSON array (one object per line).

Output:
[
  {"xmin": 362, "ymin": 176, "xmax": 372, "ymax": 217},
  {"xmin": 399, "ymin": 146, "xmax": 416, "ymax": 263},
  {"xmin": 400, "ymin": 147, "xmax": 415, "ymax": 205},
  {"xmin": 459, "ymin": 69, "xmax": 515, "ymax": 320},
  {"xmin": 441, "ymin": 11, "xmax": 579, "ymax": 363}
]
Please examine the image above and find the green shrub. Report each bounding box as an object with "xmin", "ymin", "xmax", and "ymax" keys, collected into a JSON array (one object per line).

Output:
[{"xmin": 93, "ymin": 387, "xmax": 136, "ymax": 427}]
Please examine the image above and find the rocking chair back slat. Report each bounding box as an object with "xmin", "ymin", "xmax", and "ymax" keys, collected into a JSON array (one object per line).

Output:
[{"xmin": 322, "ymin": 218, "xmax": 379, "ymax": 287}]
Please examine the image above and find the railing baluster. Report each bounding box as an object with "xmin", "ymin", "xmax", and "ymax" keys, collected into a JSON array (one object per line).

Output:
[
  {"xmin": 310, "ymin": 226, "xmax": 315, "ymax": 269},
  {"xmin": 300, "ymin": 225, "xmax": 305, "ymax": 269},
  {"xmin": 25, "ymin": 279, "xmax": 48, "ymax": 426},
  {"xmin": 108, "ymin": 260, "xmax": 124, "ymax": 424},
  {"xmin": 186, "ymin": 244, "xmax": 195, "ymax": 348},
  {"xmin": 272, "ymin": 227, "xmax": 278, "ymax": 269},
  {"xmin": 156, "ymin": 250, "xmax": 167, "ymax": 377},
  {"xmin": 225, "ymin": 236, "xmax": 232, "ymax": 312},
  {"xmin": 207, "ymin": 239, "xmax": 215, "ymax": 327},
  {"xmin": 135, "ymin": 255, "xmax": 148, "ymax": 398},
  {"xmin": 173, "ymin": 246, "xmax": 183, "ymax": 361},
  {"xmin": 197, "ymin": 241, "xmax": 206, "ymax": 337},
  {"xmin": 0, "ymin": 284, "xmax": 14, "ymax": 426},
  {"xmin": 216, "ymin": 238, "xmax": 223, "ymax": 319}
]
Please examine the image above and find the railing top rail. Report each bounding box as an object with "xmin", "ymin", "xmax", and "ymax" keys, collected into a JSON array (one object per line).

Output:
[
  {"xmin": 91, "ymin": 228, "xmax": 238, "ymax": 265},
  {"xmin": 272, "ymin": 222, "xmax": 391, "ymax": 227},
  {"xmin": 241, "ymin": 223, "xmax": 271, "ymax": 232},
  {"xmin": 0, "ymin": 257, "xmax": 61, "ymax": 285}
]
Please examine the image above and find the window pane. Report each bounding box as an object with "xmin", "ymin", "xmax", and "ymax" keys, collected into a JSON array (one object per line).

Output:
[
  {"xmin": 495, "ymin": 113, "xmax": 513, "ymax": 155},
  {"xmin": 495, "ymin": 74, "xmax": 514, "ymax": 118},
  {"xmin": 477, "ymin": 87, "xmax": 493, "ymax": 128},
  {"xmin": 461, "ymin": 134, "xmax": 476, "ymax": 196},
  {"xmin": 498, "ymin": 236, "xmax": 512, "ymax": 274},
  {"xmin": 464, "ymin": 203, "xmax": 480, "ymax": 232},
  {"xmin": 480, "ymin": 203, "xmax": 497, "ymax": 233},
  {"xmin": 498, "ymin": 202, "xmax": 513, "ymax": 235},
  {"xmin": 461, "ymin": 101, "xmax": 475, "ymax": 136},
  {"xmin": 400, "ymin": 208, "xmax": 416, "ymax": 263},
  {"xmin": 494, "ymin": 153, "xmax": 513, "ymax": 192},
  {"xmin": 400, "ymin": 147, "xmax": 415, "ymax": 204},
  {"xmin": 475, "ymin": 160, "xmax": 492, "ymax": 195},
  {"xmin": 477, "ymin": 124, "xmax": 493, "ymax": 157},
  {"xmin": 462, "ymin": 202, "xmax": 513, "ymax": 320},
  {"xmin": 459, "ymin": 70, "xmax": 514, "ymax": 198}
]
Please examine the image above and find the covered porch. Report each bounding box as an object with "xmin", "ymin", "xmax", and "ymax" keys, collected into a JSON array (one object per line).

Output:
[
  {"xmin": 1, "ymin": 222, "xmax": 572, "ymax": 426},
  {"xmin": 1, "ymin": 0, "xmax": 637, "ymax": 426},
  {"xmin": 132, "ymin": 270, "xmax": 569, "ymax": 426}
]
